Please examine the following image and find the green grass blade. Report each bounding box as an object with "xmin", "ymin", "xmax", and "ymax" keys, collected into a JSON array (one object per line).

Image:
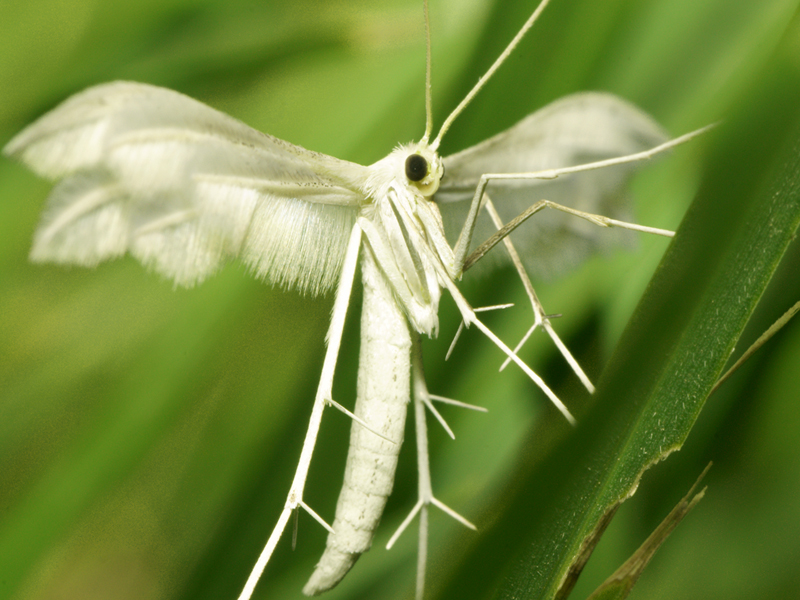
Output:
[{"xmin": 436, "ymin": 11, "xmax": 800, "ymax": 599}]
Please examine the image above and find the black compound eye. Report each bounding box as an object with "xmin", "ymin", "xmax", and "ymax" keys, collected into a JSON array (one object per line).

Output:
[{"xmin": 405, "ymin": 154, "xmax": 428, "ymax": 182}]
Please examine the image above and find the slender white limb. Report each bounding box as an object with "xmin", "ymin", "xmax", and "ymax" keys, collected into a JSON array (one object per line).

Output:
[
  {"xmin": 416, "ymin": 503, "xmax": 429, "ymax": 600},
  {"xmin": 442, "ymin": 276, "xmax": 577, "ymax": 425},
  {"xmin": 477, "ymin": 303, "xmax": 515, "ymax": 311},
  {"xmin": 430, "ymin": 497, "xmax": 476, "ymax": 530},
  {"xmin": 499, "ymin": 315, "xmax": 567, "ymax": 372},
  {"xmin": 387, "ymin": 499, "xmax": 424, "ymax": 551},
  {"xmin": 421, "ymin": 391, "xmax": 488, "ymax": 438},
  {"xmin": 542, "ymin": 320, "xmax": 594, "ymax": 391},
  {"xmin": 464, "ymin": 197, "xmax": 675, "ymax": 272},
  {"xmin": 386, "ymin": 340, "xmax": 477, "ymax": 600},
  {"xmin": 298, "ymin": 501, "xmax": 335, "ymax": 534},
  {"xmin": 238, "ymin": 508, "xmax": 293, "ymax": 600},
  {"xmin": 236, "ymin": 224, "xmax": 362, "ymax": 600},
  {"xmin": 501, "ymin": 322, "xmax": 537, "ymax": 371},
  {"xmin": 326, "ymin": 397, "xmax": 397, "ymax": 444},
  {"xmin": 454, "ymin": 124, "xmax": 712, "ymax": 270},
  {"xmin": 421, "ymin": 394, "xmax": 456, "ymax": 439},
  {"xmin": 483, "ymin": 196, "xmax": 595, "ymax": 392},
  {"xmin": 445, "ymin": 303, "xmax": 514, "ymax": 360},
  {"xmin": 445, "ymin": 324, "xmax": 463, "ymax": 361},
  {"xmin": 470, "ymin": 315, "xmax": 576, "ymax": 424},
  {"xmin": 428, "ymin": 394, "xmax": 488, "ymax": 412}
]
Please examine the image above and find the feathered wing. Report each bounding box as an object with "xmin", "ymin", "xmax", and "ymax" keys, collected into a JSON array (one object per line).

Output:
[
  {"xmin": 3, "ymin": 82, "xmax": 369, "ymax": 295},
  {"xmin": 436, "ymin": 92, "xmax": 668, "ymax": 279}
]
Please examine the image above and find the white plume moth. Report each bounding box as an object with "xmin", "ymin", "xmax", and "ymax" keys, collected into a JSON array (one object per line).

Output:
[{"xmin": 2, "ymin": 0, "xmax": 710, "ymax": 598}]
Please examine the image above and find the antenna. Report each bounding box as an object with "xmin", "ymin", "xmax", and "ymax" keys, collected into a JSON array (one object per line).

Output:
[
  {"xmin": 422, "ymin": 0, "xmax": 434, "ymax": 142},
  {"xmin": 432, "ymin": 0, "xmax": 552, "ymax": 149}
]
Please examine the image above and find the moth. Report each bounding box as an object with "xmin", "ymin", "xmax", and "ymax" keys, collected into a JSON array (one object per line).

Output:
[{"xmin": 3, "ymin": 0, "xmax": 706, "ymax": 598}]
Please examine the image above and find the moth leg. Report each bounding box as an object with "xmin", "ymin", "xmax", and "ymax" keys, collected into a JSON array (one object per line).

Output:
[
  {"xmin": 483, "ymin": 195, "xmax": 597, "ymax": 392},
  {"xmin": 421, "ymin": 393, "xmax": 487, "ymax": 439},
  {"xmin": 386, "ymin": 338, "xmax": 476, "ymax": 600},
  {"xmin": 236, "ymin": 224, "xmax": 362, "ymax": 600},
  {"xmin": 445, "ymin": 303, "xmax": 513, "ymax": 362},
  {"xmin": 464, "ymin": 196, "xmax": 674, "ymax": 273},
  {"xmin": 451, "ymin": 124, "xmax": 713, "ymax": 273},
  {"xmin": 439, "ymin": 274, "xmax": 576, "ymax": 424}
]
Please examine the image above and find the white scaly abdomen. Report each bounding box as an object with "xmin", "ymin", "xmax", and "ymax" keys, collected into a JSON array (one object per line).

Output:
[{"xmin": 303, "ymin": 245, "xmax": 411, "ymax": 595}]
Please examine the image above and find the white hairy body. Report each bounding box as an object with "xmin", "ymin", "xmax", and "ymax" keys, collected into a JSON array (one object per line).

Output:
[
  {"xmin": 304, "ymin": 249, "xmax": 412, "ymax": 593},
  {"xmin": 3, "ymin": 0, "xmax": 710, "ymax": 598}
]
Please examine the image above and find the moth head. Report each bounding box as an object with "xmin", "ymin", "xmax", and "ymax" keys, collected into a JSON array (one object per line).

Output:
[{"xmin": 404, "ymin": 146, "xmax": 443, "ymax": 197}]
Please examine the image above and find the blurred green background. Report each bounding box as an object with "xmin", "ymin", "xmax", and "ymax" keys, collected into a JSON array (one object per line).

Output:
[{"xmin": 1, "ymin": 1, "xmax": 799, "ymax": 599}]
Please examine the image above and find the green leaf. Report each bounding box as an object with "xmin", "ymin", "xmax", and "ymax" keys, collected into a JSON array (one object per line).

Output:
[
  {"xmin": 587, "ymin": 465, "xmax": 709, "ymax": 600},
  {"xmin": 435, "ymin": 8, "xmax": 800, "ymax": 599}
]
